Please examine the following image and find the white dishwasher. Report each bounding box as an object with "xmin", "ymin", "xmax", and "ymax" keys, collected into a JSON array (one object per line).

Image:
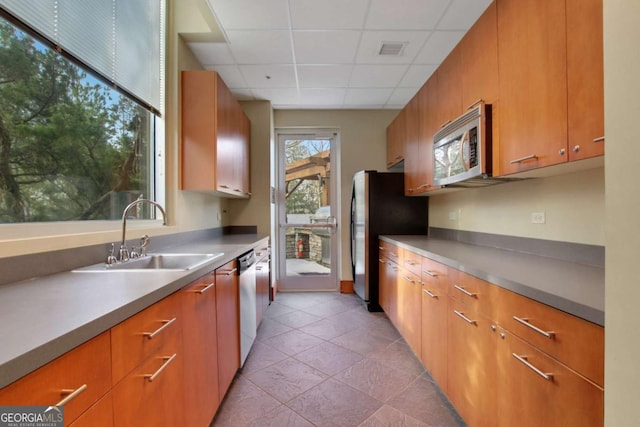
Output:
[{"xmin": 237, "ymin": 250, "xmax": 257, "ymax": 366}]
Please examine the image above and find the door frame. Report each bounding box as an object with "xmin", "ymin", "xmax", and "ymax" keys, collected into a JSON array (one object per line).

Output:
[{"xmin": 274, "ymin": 128, "xmax": 340, "ymax": 291}]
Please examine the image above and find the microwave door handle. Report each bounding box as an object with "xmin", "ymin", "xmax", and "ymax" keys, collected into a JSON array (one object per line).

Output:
[{"xmin": 461, "ymin": 131, "xmax": 471, "ymax": 171}]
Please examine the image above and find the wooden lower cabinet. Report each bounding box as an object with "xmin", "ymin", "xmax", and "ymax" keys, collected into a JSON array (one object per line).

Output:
[
  {"xmin": 397, "ymin": 269, "xmax": 421, "ymax": 356},
  {"xmin": 181, "ymin": 271, "xmax": 220, "ymax": 426},
  {"xmin": 379, "ymin": 256, "xmax": 399, "ymax": 326},
  {"xmin": 69, "ymin": 393, "xmax": 114, "ymax": 427},
  {"xmin": 0, "ymin": 331, "xmax": 112, "ymax": 426},
  {"xmin": 447, "ymin": 297, "xmax": 498, "ymax": 427},
  {"xmin": 420, "ymin": 278, "xmax": 448, "ymax": 390},
  {"xmin": 496, "ymin": 328, "xmax": 604, "ymax": 427},
  {"xmin": 216, "ymin": 259, "xmax": 240, "ymax": 398}
]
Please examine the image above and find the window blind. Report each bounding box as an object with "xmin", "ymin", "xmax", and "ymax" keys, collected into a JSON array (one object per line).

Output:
[{"xmin": 0, "ymin": 0, "xmax": 164, "ymax": 114}]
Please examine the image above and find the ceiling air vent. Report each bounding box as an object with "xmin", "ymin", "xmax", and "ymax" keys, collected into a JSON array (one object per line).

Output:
[{"xmin": 378, "ymin": 42, "xmax": 407, "ymax": 56}]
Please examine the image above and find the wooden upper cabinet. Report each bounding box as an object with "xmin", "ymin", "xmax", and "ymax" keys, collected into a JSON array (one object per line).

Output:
[
  {"xmin": 566, "ymin": 0, "xmax": 604, "ymax": 160},
  {"xmin": 460, "ymin": 2, "xmax": 499, "ymax": 108},
  {"xmin": 497, "ymin": 0, "xmax": 568, "ymax": 174},
  {"xmin": 436, "ymin": 44, "xmax": 462, "ymax": 129},
  {"xmin": 403, "ymin": 94, "xmax": 421, "ymax": 195},
  {"xmin": 386, "ymin": 109, "xmax": 406, "ymax": 169},
  {"xmin": 181, "ymin": 70, "xmax": 251, "ymax": 198}
]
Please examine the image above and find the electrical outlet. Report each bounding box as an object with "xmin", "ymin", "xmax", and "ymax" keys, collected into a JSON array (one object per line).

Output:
[
  {"xmin": 217, "ymin": 212, "xmax": 222, "ymax": 221},
  {"xmin": 449, "ymin": 211, "xmax": 457, "ymax": 221},
  {"xmin": 531, "ymin": 212, "xmax": 546, "ymax": 224}
]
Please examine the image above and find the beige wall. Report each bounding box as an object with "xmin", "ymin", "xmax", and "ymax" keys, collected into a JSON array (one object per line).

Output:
[
  {"xmin": 274, "ymin": 109, "xmax": 399, "ymax": 279},
  {"xmin": 604, "ymin": 0, "xmax": 640, "ymax": 425},
  {"xmin": 429, "ymin": 167, "xmax": 605, "ymax": 245}
]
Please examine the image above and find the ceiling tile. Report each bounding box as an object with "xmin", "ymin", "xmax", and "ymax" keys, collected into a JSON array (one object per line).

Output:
[
  {"xmin": 187, "ymin": 42, "xmax": 235, "ymax": 65},
  {"xmin": 230, "ymin": 89, "xmax": 255, "ymax": 100},
  {"xmin": 226, "ymin": 30, "xmax": 293, "ymax": 64},
  {"xmin": 290, "ymin": 0, "xmax": 369, "ymax": 30},
  {"xmin": 204, "ymin": 65, "xmax": 248, "ymax": 88},
  {"xmin": 438, "ymin": 0, "xmax": 493, "ymax": 30},
  {"xmin": 355, "ymin": 31, "xmax": 430, "ymax": 64},
  {"xmin": 387, "ymin": 87, "xmax": 420, "ymax": 106},
  {"xmin": 348, "ymin": 65, "xmax": 409, "ymax": 88},
  {"xmin": 297, "ymin": 65, "xmax": 353, "ymax": 88},
  {"xmin": 344, "ymin": 88, "xmax": 394, "ymax": 105},
  {"xmin": 206, "ymin": 0, "xmax": 290, "ymax": 30},
  {"xmin": 414, "ymin": 30, "xmax": 465, "ymax": 64},
  {"xmin": 366, "ymin": 0, "xmax": 450, "ymax": 30},
  {"xmin": 251, "ymin": 88, "xmax": 300, "ymax": 106},
  {"xmin": 239, "ymin": 64, "xmax": 297, "ymax": 88},
  {"xmin": 293, "ymin": 30, "xmax": 361, "ymax": 64},
  {"xmin": 298, "ymin": 88, "xmax": 347, "ymax": 106},
  {"xmin": 400, "ymin": 64, "xmax": 437, "ymax": 87}
]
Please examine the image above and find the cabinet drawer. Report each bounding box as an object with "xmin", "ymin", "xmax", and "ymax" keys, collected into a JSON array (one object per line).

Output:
[
  {"xmin": 378, "ymin": 241, "xmax": 400, "ymax": 263},
  {"xmin": 448, "ymin": 269, "xmax": 497, "ymax": 320},
  {"xmin": 0, "ymin": 332, "xmax": 111, "ymax": 425},
  {"xmin": 400, "ymin": 248, "xmax": 422, "ymax": 277},
  {"xmin": 421, "ymin": 256, "xmax": 450, "ymax": 296},
  {"xmin": 111, "ymin": 293, "xmax": 181, "ymax": 384},
  {"xmin": 497, "ymin": 329, "xmax": 603, "ymax": 427},
  {"xmin": 112, "ymin": 341, "xmax": 183, "ymax": 427},
  {"xmin": 497, "ymin": 288, "xmax": 604, "ymax": 386}
]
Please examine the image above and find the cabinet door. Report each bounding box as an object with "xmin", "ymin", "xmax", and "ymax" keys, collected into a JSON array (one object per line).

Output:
[
  {"xmin": 419, "ymin": 75, "xmax": 439, "ymax": 193},
  {"xmin": 216, "ymin": 259, "xmax": 240, "ymax": 398},
  {"xmin": 239, "ymin": 110, "xmax": 251, "ymax": 195},
  {"xmin": 436, "ymin": 45, "xmax": 462, "ymax": 128},
  {"xmin": 447, "ymin": 298, "xmax": 497, "ymax": 427},
  {"xmin": 497, "ymin": 0, "xmax": 568, "ymax": 174},
  {"xmin": 404, "ymin": 94, "xmax": 422, "ymax": 195},
  {"xmin": 386, "ymin": 110, "xmax": 406, "ymax": 169},
  {"xmin": 397, "ymin": 269, "xmax": 421, "ymax": 356},
  {"xmin": 69, "ymin": 393, "xmax": 114, "ymax": 427},
  {"xmin": 420, "ymin": 277, "xmax": 448, "ymax": 390},
  {"xmin": 181, "ymin": 272, "xmax": 220, "ymax": 426},
  {"xmin": 380, "ymin": 257, "xmax": 399, "ymax": 327},
  {"xmin": 0, "ymin": 332, "xmax": 111, "ymax": 426},
  {"xmin": 566, "ymin": 0, "xmax": 604, "ymax": 160},
  {"xmin": 215, "ymin": 75, "xmax": 237, "ymax": 194},
  {"xmin": 496, "ymin": 329, "xmax": 604, "ymax": 427}
]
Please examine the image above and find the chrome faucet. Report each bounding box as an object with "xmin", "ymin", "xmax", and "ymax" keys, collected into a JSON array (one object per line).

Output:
[{"xmin": 118, "ymin": 198, "xmax": 167, "ymax": 262}]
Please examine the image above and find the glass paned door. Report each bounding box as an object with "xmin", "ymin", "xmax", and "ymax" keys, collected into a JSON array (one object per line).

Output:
[{"xmin": 276, "ymin": 131, "xmax": 338, "ymax": 291}]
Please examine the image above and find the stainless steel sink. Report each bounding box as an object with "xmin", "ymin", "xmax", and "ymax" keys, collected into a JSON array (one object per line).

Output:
[{"xmin": 73, "ymin": 253, "xmax": 224, "ymax": 272}]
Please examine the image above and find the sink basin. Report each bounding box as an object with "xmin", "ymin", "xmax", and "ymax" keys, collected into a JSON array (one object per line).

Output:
[{"xmin": 73, "ymin": 253, "xmax": 224, "ymax": 272}]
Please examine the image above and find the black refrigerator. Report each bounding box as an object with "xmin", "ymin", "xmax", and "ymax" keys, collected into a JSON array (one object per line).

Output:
[{"xmin": 350, "ymin": 170, "xmax": 428, "ymax": 311}]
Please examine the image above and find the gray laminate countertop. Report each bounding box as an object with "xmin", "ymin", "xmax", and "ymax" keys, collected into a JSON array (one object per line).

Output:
[
  {"xmin": 380, "ymin": 235, "xmax": 604, "ymax": 327},
  {"xmin": 0, "ymin": 234, "xmax": 269, "ymax": 389}
]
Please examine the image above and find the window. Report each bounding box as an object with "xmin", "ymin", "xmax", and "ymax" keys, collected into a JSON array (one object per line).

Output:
[{"xmin": 0, "ymin": 1, "xmax": 164, "ymax": 223}]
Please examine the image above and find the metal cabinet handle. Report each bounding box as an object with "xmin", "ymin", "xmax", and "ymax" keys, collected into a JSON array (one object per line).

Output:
[
  {"xmin": 378, "ymin": 259, "xmax": 386, "ymax": 264},
  {"xmin": 510, "ymin": 154, "xmax": 538, "ymax": 164},
  {"xmin": 388, "ymin": 252, "xmax": 398, "ymax": 258},
  {"xmin": 572, "ymin": 145, "xmax": 580, "ymax": 153},
  {"xmin": 404, "ymin": 276, "xmax": 415, "ymax": 284},
  {"xmin": 219, "ymin": 267, "xmax": 238, "ymax": 276},
  {"xmin": 466, "ymin": 98, "xmax": 484, "ymax": 110},
  {"xmin": 513, "ymin": 316, "xmax": 555, "ymax": 339},
  {"xmin": 454, "ymin": 285, "xmax": 477, "ymax": 298},
  {"xmin": 512, "ymin": 353, "xmax": 553, "ymax": 381},
  {"xmin": 559, "ymin": 148, "xmax": 566, "ymax": 156},
  {"xmin": 198, "ymin": 282, "xmax": 215, "ymax": 294},
  {"xmin": 144, "ymin": 354, "xmax": 177, "ymax": 382},
  {"xmin": 405, "ymin": 260, "xmax": 417, "ymax": 266},
  {"xmin": 593, "ymin": 136, "xmax": 605, "ymax": 143},
  {"xmin": 220, "ymin": 185, "xmax": 230, "ymax": 189},
  {"xmin": 144, "ymin": 317, "xmax": 177, "ymax": 339},
  {"xmin": 55, "ymin": 384, "xmax": 88, "ymax": 407},
  {"xmin": 417, "ymin": 183, "xmax": 431, "ymax": 190},
  {"xmin": 423, "ymin": 269, "xmax": 438, "ymax": 278},
  {"xmin": 423, "ymin": 289, "xmax": 438, "ymax": 298},
  {"xmin": 378, "ymin": 246, "xmax": 385, "ymax": 251},
  {"xmin": 454, "ymin": 310, "xmax": 476, "ymax": 325}
]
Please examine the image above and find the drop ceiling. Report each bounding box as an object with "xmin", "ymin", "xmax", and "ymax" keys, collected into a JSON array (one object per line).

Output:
[{"xmin": 187, "ymin": 0, "xmax": 493, "ymax": 109}]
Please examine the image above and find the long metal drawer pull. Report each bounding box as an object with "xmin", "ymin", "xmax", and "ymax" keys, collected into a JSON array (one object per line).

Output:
[
  {"xmin": 593, "ymin": 136, "xmax": 605, "ymax": 143},
  {"xmin": 423, "ymin": 269, "xmax": 438, "ymax": 278},
  {"xmin": 220, "ymin": 184, "xmax": 230, "ymax": 188},
  {"xmin": 417, "ymin": 183, "xmax": 431, "ymax": 189},
  {"xmin": 510, "ymin": 154, "xmax": 538, "ymax": 164},
  {"xmin": 404, "ymin": 276, "xmax": 415, "ymax": 284},
  {"xmin": 466, "ymin": 98, "xmax": 484, "ymax": 110},
  {"xmin": 378, "ymin": 246, "xmax": 385, "ymax": 251},
  {"xmin": 423, "ymin": 289, "xmax": 438, "ymax": 298},
  {"xmin": 513, "ymin": 316, "xmax": 555, "ymax": 339},
  {"xmin": 144, "ymin": 317, "xmax": 177, "ymax": 339},
  {"xmin": 405, "ymin": 260, "xmax": 417, "ymax": 266},
  {"xmin": 221, "ymin": 267, "xmax": 238, "ymax": 276},
  {"xmin": 55, "ymin": 384, "xmax": 88, "ymax": 407},
  {"xmin": 454, "ymin": 285, "xmax": 477, "ymax": 298},
  {"xmin": 454, "ymin": 310, "xmax": 476, "ymax": 325},
  {"xmin": 512, "ymin": 353, "xmax": 553, "ymax": 381},
  {"xmin": 144, "ymin": 354, "xmax": 177, "ymax": 382},
  {"xmin": 198, "ymin": 282, "xmax": 215, "ymax": 294},
  {"xmin": 378, "ymin": 259, "xmax": 386, "ymax": 264}
]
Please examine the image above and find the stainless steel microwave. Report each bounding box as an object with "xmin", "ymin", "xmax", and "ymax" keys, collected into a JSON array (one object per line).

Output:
[{"xmin": 433, "ymin": 103, "xmax": 492, "ymax": 187}]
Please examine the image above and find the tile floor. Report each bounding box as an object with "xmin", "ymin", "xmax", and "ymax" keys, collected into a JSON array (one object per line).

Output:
[{"xmin": 211, "ymin": 292, "xmax": 465, "ymax": 427}]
